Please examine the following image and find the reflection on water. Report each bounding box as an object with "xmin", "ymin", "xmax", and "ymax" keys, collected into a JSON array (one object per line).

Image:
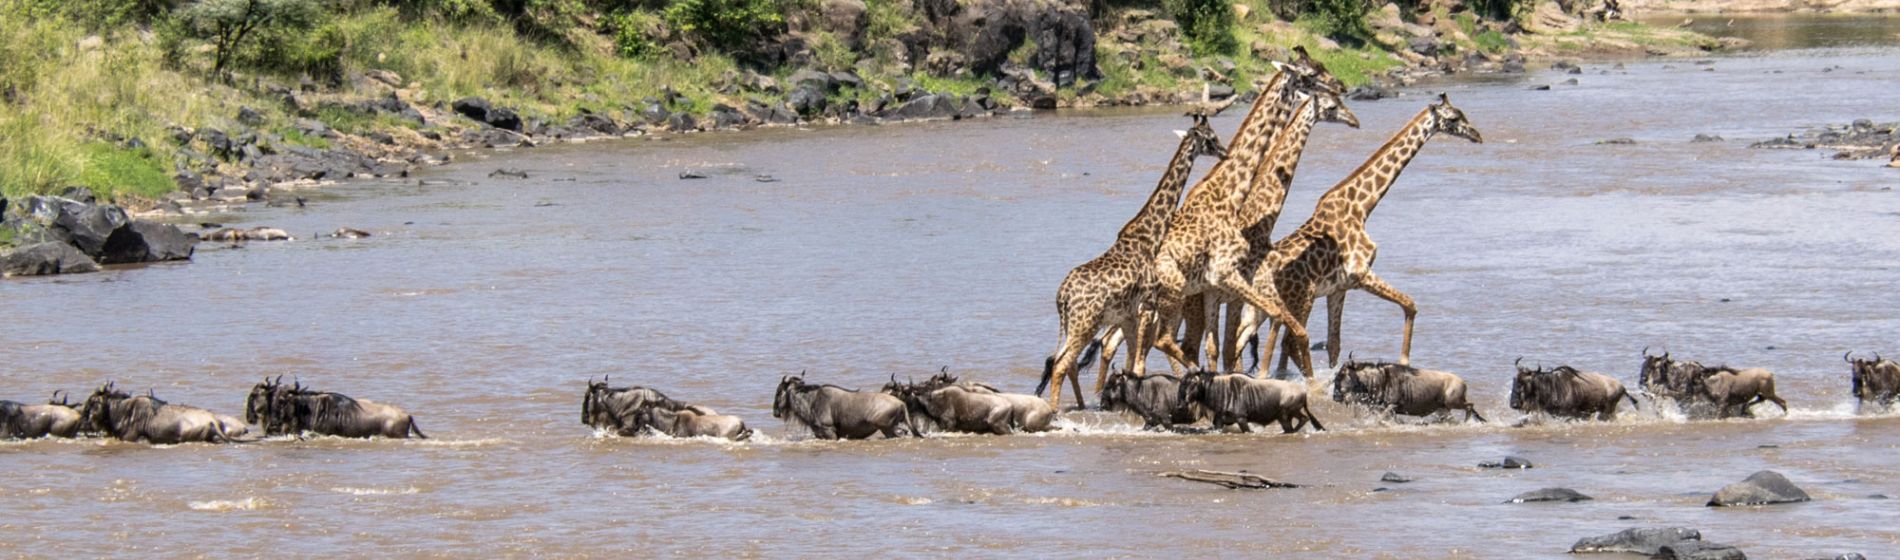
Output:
[
  {"xmin": 1638, "ymin": 14, "xmax": 1900, "ymax": 49},
  {"xmin": 2, "ymin": 46, "xmax": 1900, "ymax": 556}
]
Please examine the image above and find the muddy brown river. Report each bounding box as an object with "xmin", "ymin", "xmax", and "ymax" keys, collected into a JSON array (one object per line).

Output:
[{"xmin": 4, "ymin": 45, "xmax": 1899, "ymax": 556}]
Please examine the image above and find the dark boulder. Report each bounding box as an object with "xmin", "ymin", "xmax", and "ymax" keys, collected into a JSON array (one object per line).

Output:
[
  {"xmin": 237, "ymin": 106, "xmax": 266, "ymax": 127},
  {"xmin": 98, "ymin": 221, "xmax": 195, "ymax": 264},
  {"xmin": 665, "ymin": 112, "xmax": 698, "ymax": 132},
  {"xmin": 1479, "ymin": 456, "xmax": 1534, "ymax": 469},
  {"xmin": 569, "ymin": 113, "xmax": 622, "ymax": 135},
  {"xmin": 452, "ymin": 97, "xmax": 522, "ymax": 131},
  {"xmin": 710, "ymin": 104, "xmax": 750, "ymax": 129},
  {"xmin": 1708, "ymin": 470, "xmax": 1810, "ymax": 507},
  {"xmin": 789, "ymin": 69, "xmax": 838, "ymax": 93},
  {"xmin": 1347, "ymin": 86, "xmax": 1393, "ymax": 101},
  {"xmin": 52, "ymin": 202, "xmax": 129, "ymax": 256},
  {"xmin": 788, "ymin": 84, "xmax": 828, "ymax": 117},
  {"xmin": 884, "ymin": 94, "xmax": 959, "ymax": 121},
  {"xmin": 1505, "ymin": 488, "xmax": 1592, "ymax": 503},
  {"xmin": 1028, "ymin": 8, "xmax": 1097, "ymax": 87},
  {"xmin": 1, "ymin": 242, "xmax": 100, "ymax": 277}
]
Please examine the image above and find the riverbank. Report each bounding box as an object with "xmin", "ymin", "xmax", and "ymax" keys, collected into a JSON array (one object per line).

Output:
[
  {"xmin": 0, "ymin": 0, "xmax": 1734, "ymax": 219},
  {"xmin": 1625, "ymin": 0, "xmax": 1900, "ymax": 14}
]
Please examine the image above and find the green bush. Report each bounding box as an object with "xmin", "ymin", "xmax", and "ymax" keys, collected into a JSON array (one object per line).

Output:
[
  {"xmin": 1306, "ymin": 0, "xmax": 1370, "ymax": 44},
  {"xmin": 603, "ymin": 9, "xmax": 663, "ymax": 58},
  {"xmin": 1165, "ymin": 0, "xmax": 1237, "ymax": 56},
  {"xmin": 663, "ymin": 0, "xmax": 784, "ymax": 53},
  {"xmin": 380, "ymin": 0, "xmax": 500, "ymax": 21}
]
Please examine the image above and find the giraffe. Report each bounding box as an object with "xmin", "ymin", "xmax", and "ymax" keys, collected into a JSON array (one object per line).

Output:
[
  {"xmin": 1236, "ymin": 93, "xmax": 1485, "ymax": 379},
  {"xmin": 1132, "ymin": 52, "xmax": 1349, "ymax": 384},
  {"xmin": 1033, "ymin": 113, "xmax": 1228, "ymax": 410},
  {"xmin": 1206, "ymin": 92, "xmax": 1360, "ymax": 375},
  {"xmin": 1087, "ymin": 92, "xmax": 1358, "ymax": 383}
]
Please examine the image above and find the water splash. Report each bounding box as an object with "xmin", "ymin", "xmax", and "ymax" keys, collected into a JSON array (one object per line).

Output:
[{"xmin": 188, "ymin": 497, "xmax": 266, "ymax": 511}]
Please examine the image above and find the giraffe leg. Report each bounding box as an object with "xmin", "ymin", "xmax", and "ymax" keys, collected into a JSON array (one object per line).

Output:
[
  {"xmin": 1230, "ymin": 303, "xmax": 1264, "ymax": 376},
  {"xmin": 1278, "ymin": 296, "xmax": 1314, "ymax": 380},
  {"xmin": 1325, "ymin": 292, "xmax": 1346, "ymax": 368},
  {"xmin": 1044, "ymin": 314, "xmax": 1103, "ymax": 410},
  {"xmin": 1142, "ymin": 265, "xmax": 1193, "ymax": 374},
  {"xmin": 1216, "ymin": 272, "xmax": 1313, "ymax": 380},
  {"xmin": 1354, "ymin": 272, "xmax": 1417, "ymax": 366},
  {"xmin": 1179, "ymin": 292, "xmax": 1208, "ymax": 371},
  {"xmin": 1096, "ymin": 325, "xmax": 1124, "ymax": 386},
  {"xmin": 1220, "ymin": 300, "xmax": 1244, "ymax": 374}
]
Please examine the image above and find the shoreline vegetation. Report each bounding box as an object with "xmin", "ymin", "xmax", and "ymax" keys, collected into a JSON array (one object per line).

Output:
[{"xmin": 0, "ymin": 0, "xmax": 1739, "ymax": 215}]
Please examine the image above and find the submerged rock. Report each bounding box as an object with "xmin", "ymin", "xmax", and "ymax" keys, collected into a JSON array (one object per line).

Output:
[
  {"xmin": 1479, "ymin": 456, "xmax": 1534, "ymax": 469},
  {"xmin": 1659, "ymin": 541, "xmax": 1746, "ymax": 560},
  {"xmin": 1708, "ymin": 470, "xmax": 1810, "ymax": 507},
  {"xmin": 1380, "ymin": 472, "xmax": 1413, "ymax": 483},
  {"xmin": 1571, "ymin": 528, "xmax": 1704, "ymax": 555},
  {"xmin": 1505, "ymin": 487, "xmax": 1591, "ymax": 503}
]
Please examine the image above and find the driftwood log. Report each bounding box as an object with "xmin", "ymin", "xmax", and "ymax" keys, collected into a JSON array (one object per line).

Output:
[{"xmin": 1159, "ymin": 470, "xmax": 1299, "ymax": 489}]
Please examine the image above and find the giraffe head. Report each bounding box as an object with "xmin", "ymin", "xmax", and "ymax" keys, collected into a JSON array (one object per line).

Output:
[
  {"xmin": 1312, "ymin": 91, "xmax": 1360, "ymax": 129},
  {"xmin": 1277, "ymin": 46, "xmax": 1347, "ymax": 97},
  {"xmin": 1173, "ymin": 113, "xmax": 1228, "ymax": 160},
  {"xmin": 1427, "ymin": 93, "xmax": 1483, "ymax": 144}
]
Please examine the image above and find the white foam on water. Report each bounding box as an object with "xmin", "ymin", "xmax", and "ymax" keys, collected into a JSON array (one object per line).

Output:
[
  {"xmin": 405, "ymin": 437, "xmax": 514, "ymax": 448},
  {"xmin": 329, "ymin": 486, "xmax": 421, "ymax": 496},
  {"xmin": 188, "ymin": 497, "xmax": 266, "ymax": 511}
]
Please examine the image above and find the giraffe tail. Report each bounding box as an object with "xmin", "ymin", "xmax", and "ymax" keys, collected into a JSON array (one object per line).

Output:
[
  {"xmin": 1034, "ymin": 355, "xmax": 1056, "ymax": 397},
  {"xmin": 1073, "ymin": 339, "xmax": 1104, "ymax": 373}
]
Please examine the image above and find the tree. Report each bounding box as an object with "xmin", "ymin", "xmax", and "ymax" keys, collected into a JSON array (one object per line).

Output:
[{"xmin": 174, "ymin": 0, "xmax": 321, "ymax": 78}]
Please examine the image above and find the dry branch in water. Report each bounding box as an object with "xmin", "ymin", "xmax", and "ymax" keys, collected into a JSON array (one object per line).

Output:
[{"xmin": 1159, "ymin": 470, "xmax": 1299, "ymax": 489}]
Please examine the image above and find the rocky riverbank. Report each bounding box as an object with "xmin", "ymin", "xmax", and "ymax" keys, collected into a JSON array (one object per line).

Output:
[
  {"xmin": 1623, "ymin": 0, "xmax": 1900, "ymax": 13},
  {"xmin": 1751, "ymin": 119, "xmax": 1900, "ymax": 165},
  {"xmin": 0, "ymin": 189, "xmax": 196, "ymax": 278}
]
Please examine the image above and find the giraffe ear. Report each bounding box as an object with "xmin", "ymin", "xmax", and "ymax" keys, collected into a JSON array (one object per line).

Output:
[{"xmin": 1172, "ymin": 130, "xmax": 1188, "ymax": 139}]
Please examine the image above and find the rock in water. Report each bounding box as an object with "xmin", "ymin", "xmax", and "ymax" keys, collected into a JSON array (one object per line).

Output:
[
  {"xmin": 1479, "ymin": 456, "xmax": 1534, "ymax": 469},
  {"xmin": 1708, "ymin": 470, "xmax": 1810, "ymax": 507},
  {"xmin": 1, "ymin": 242, "xmax": 101, "ymax": 277},
  {"xmin": 1658, "ymin": 541, "xmax": 1746, "ymax": 560},
  {"xmin": 1380, "ymin": 472, "xmax": 1413, "ymax": 483},
  {"xmin": 99, "ymin": 221, "xmax": 196, "ymax": 264},
  {"xmin": 1571, "ymin": 528, "xmax": 1703, "ymax": 555},
  {"xmin": 1505, "ymin": 487, "xmax": 1592, "ymax": 503}
]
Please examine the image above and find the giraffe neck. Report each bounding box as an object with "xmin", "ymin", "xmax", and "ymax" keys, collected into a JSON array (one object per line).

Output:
[
  {"xmin": 1184, "ymin": 72, "xmax": 1300, "ymax": 214},
  {"xmin": 1113, "ymin": 131, "xmax": 1205, "ymax": 257},
  {"xmin": 1240, "ymin": 98, "xmax": 1320, "ymax": 229},
  {"xmin": 1319, "ymin": 106, "xmax": 1435, "ymax": 227}
]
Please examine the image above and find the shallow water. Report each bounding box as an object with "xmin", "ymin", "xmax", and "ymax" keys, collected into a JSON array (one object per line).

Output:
[
  {"xmin": 1638, "ymin": 14, "xmax": 1900, "ymax": 50},
  {"xmin": 4, "ymin": 47, "xmax": 1900, "ymax": 556}
]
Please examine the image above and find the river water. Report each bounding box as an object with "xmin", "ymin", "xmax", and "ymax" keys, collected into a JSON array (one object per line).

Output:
[{"xmin": 4, "ymin": 44, "xmax": 1899, "ymax": 557}]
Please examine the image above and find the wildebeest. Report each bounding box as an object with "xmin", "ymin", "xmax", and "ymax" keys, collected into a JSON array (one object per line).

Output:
[
  {"xmin": 889, "ymin": 383, "xmax": 1016, "ymax": 435},
  {"xmin": 1847, "ymin": 352, "xmax": 1900, "ymax": 412},
  {"xmin": 0, "ymin": 391, "xmax": 86, "ymax": 439},
  {"xmin": 901, "ymin": 370, "xmax": 1057, "ymax": 433},
  {"xmin": 633, "ymin": 406, "xmax": 752, "ymax": 441},
  {"xmin": 80, "ymin": 383, "xmax": 235, "ymax": 444},
  {"xmin": 1689, "ymin": 365, "xmax": 1789, "ymax": 419},
  {"xmin": 581, "ymin": 377, "xmax": 715, "ymax": 437},
  {"xmin": 1100, "ymin": 371, "xmax": 1204, "ymax": 430},
  {"xmin": 1509, "ymin": 359, "xmax": 1639, "ymax": 421},
  {"xmin": 1177, "ymin": 371, "xmax": 1324, "ymax": 433},
  {"xmin": 1639, "ymin": 351, "xmax": 1788, "ymax": 418},
  {"xmin": 1333, "ymin": 358, "xmax": 1486, "ymax": 423},
  {"xmin": 773, "ymin": 374, "xmax": 918, "ymax": 440},
  {"xmin": 245, "ymin": 377, "xmax": 424, "ymax": 439}
]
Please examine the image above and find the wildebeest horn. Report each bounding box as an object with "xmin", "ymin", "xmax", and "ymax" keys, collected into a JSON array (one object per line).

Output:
[
  {"xmin": 1877, "ymin": 352, "xmax": 1884, "ymax": 362},
  {"xmin": 890, "ymin": 373, "xmax": 899, "ymax": 386},
  {"xmin": 1513, "ymin": 357, "xmax": 1523, "ymax": 369},
  {"xmin": 1845, "ymin": 351, "xmax": 1855, "ymax": 364},
  {"xmin": 1641, "ymin": 346, "xmax": 1650, "ymax": 357}
]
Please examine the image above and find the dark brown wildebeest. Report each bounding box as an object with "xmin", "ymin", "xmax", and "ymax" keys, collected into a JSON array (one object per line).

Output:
[
  {"xmin": 1177, "ymin": 371, "xmax": 1324, "ymax": 433},
  {"xmin": 247, "ymin": 378, "xmax": 424, "ymax": 438},
  {"xmin": 1847, "ymin": 352, "xmax": 1900, "ymax": 413},
  {"xmin": 888, "ymin": 382, "xmax": 1016, "ymax": 435},
  {"xmin": 0, "ymin": 391, "xmax": 86, "ymax": 439},
  {"xmin": 1509, "ymin": 359, "xmax": 1639, "ymax": 421},
  {"xmin": 1638, "ymin": 348, "xmax": 1703, "ymax": 403},
  {"xmin": 1333, "ymin": 358, "xmax": 1486, "ymax": 423},
  {"xmin": 581, "ymin": 377, "xmax": 712, "ymax": 437},
  {"xmin": 633, "ymin": 406, "xmax": 752, "ymax": 441},
  {"xmin": 902, "ymin": 370, "xmax": 1057, "ymax": 433},
  {"xmin": 1099, "ymin": 371, "xmax": 1204, "ymax": 430},
  {"xmin": 80, "ymin": 383, "xmax": 234, "ymax": 444},
  {"xmin": 774, "ymin": 374, "xmax": 918, "ymax": 440}
]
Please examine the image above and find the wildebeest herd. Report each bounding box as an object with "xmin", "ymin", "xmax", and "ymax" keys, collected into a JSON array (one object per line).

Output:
[{"xmin": 7, "ymin": 350, "xmax": 1895, "ymax": 444}]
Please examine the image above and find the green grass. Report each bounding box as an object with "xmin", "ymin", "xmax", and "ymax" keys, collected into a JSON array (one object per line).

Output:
[
  {"xmin": 74, "ymin": 142, "xmax": 172, "ymax": 199},
  {"xmin": 280, "ymin": 128, "xmax": 331, "ymax": 150}
]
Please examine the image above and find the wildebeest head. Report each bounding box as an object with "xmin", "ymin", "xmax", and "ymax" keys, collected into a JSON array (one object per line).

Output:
[
  {"xmin": 245, "ymin": 375, "xmax": 285, "ymax": 426},
  {"xmin": 1509, "ymin": 358, "xmax": 1536, "ymax": 411},
  {"xmin": 1176, "ymin": 371, "xmax": 1217, "ymax": 405},
  {"xmin": 1846, "ymin": 351, "xmax": 1889, "ymax": 400},
  {"xmin": 1100, "ymin": 371, "xmax": 1136, "ymax": 410},
  {"xmin": 1639, "ymin": 347, "xmax": 1672, "ymax": 390},
  {"xmin": 79, "ymin": 382, "xmax": 125, "ymax": 433},
  {"xmin": 772, "ymin": 374, "xmax": 805, "ymax": 420},
  {"xmin": 582, "ymin": 377, "xmax": 611, "ymax": 427},
  {"xmin": 1332, "ymin": 355, "xmax": 1377, "ymax": 404}
]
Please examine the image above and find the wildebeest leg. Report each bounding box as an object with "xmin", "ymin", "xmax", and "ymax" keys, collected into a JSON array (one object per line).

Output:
[
  {"xmin": 1354, "ymin": 272, "xmax": 1417, "ymax": 366},
  {"xmin": 1465, "ymin": 405, "xmax": 1487, "ymax": 423},
  {"xmin": 1305, "ymin": 404, "xmax": 1325, "ymax": 432},
  {"xmin": 1280, "ymin": 416, "xmax": 1297, "ymax": 433},
  {"xmin": 1761, "ymin": 380, "xmax": 1789, "ymax": 414}
]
